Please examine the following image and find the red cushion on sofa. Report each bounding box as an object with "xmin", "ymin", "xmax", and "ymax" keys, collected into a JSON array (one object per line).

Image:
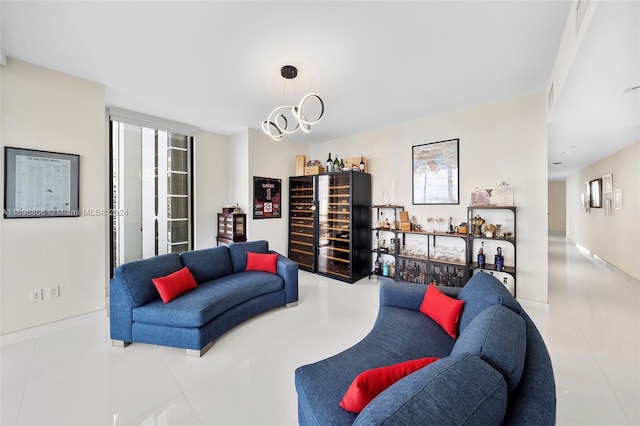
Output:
[
  {"xmin": 420, "ymin": 284, "xmax": 465, "ymax": 338},
  {"xmin": 152, "ymin": 267, "xmax": 198, "ymax": 304},
  {"xmin": 245, "ymin": 251, "xmax": 278, "ymax": 274},
  {"xmin": 339, "ymin": 357, "xmax": 440, "ymax": 413}
]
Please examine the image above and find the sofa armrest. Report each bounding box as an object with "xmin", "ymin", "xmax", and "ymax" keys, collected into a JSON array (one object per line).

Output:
[
  {"xmin": 272, "ymin": 251, "xmax": 298, "ymax": 304},
  {"xmin": 354, "ymin": 353, "xmax": 507, "ymax": 425}
]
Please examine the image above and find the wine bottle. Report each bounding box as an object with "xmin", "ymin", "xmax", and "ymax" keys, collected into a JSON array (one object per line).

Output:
[
  {"xmin": 333, "ymin": 154, "xmax": 340, "ymax": 171},
  {"xmin": 326, "ymin": 153, "xmax": 333, "ymax": 173},
  {"xmin": 478, "ymin": 242, "xmax": 486, "ymax": 268},
  {"xmin": 359, "ymin": 156, "xmax": 365, "ymax": 172},
  {"xmin": 495, "ymin": 247, "xmax": 504, "ymax": 271}
]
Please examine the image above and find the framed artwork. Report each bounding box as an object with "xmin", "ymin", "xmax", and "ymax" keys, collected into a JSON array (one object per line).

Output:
[
  {"xmin": 604, "ymin": 198, "xmax": 612, "ymax": 216},
  {"xmin": 412, "ymin": 139, "xmax": 459, "ymax": 205},
  {"xmin": 4, "ymin": 147, "xmax": 80, "ymax": 218},
  {"xmin": 614, "ymin": 189, "xmax": 622, "ymax": 209},
  {"xmin": 602, "ymin": 173, "xmax": 613, "ymax": 193},
  {"xmin": 253, "ymin": 176, "xmax": 281, "ymax": 219},
  {"xmin": 584, "ymin": 181, "xmax": 590, "ymax": 212},
  {"xmin": 589, "ymin": 178, "xmax": 602, "ymax": 208}
]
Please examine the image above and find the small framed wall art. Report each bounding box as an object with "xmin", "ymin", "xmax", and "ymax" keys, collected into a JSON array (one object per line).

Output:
[
  {"xmin": 602, "ymin": 173, "xmax": 613, "ymax": 193},
  {"xmin": 589, "ymin": 178, "xmax": 602, "ymax": 208},
  {"xmin": 253, "ymin": 176, "xmax": 281, "ymax": 219}
]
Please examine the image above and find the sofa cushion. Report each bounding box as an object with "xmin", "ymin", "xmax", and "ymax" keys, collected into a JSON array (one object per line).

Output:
[
  {"xmin": 339, "ymin": 357, "xmax": 439, "ymax": 413},
  {"xmin": 180, "ymin": 246, "xmax": 233, "ymax": 283},
  {"xmin": 132, "ymin": 271, "xmax": 284, "ymax": 328},
  {"xmin": 451, "ymin": 304, "xmax": 526, "ymax": 394},
  {"xmin": 228, "ymin": 240, "xmax": 269, "ymax": 273},
  {"xmin": 458, "ymin": 271, "xmax": 521, "ymax": 333},
  {"xmin": 245, "ymin": 251, "xmax": 278, "ymax": 274},
  {"xmin": 420, "ymin": 284, "xmax": 464, "ymax": 338},
  {"xmin": 113, "ymin": 253, "xmax": 183, "ymax": 307},
  {"xmin": 152, "ymin": 266, "xmax": 198, "ymax": 303},
  {"xmin": 353, "ymin": 353, "xmax": 507, "ymax": 425}
]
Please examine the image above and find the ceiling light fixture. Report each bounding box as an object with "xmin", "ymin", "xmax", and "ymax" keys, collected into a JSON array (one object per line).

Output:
[{"xmin": 262, "ymin": 65, "xmax": 324, "ymax": 141}]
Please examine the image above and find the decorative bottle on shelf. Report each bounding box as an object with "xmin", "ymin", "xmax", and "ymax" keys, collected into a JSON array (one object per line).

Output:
[
  {"xmin": 495, "ymin": 247, "xmax": 504, "ymax": 271},
  {"xmin": 326, "ymin": 153, "xmax": 333, "ymax": 172},
  {"xmin": 374, "ymin": 256, "xmax": 381, "ymax": 275},
  {"xmin": 478, "ymin": 242, "xmax": 486, "ymax": 268},
  {"xmin": 382, "ymin": 261, "xmax": 390, "ymax": 277},
  {"xmin": 333, "ymin": 154, "xmax": 340, "ymax": 171},
  {"xmin": 359, "ymin": 156, "xmax": 365, "ymax": 172},
  {"xmin": 390, "ymin": 238, "xmax": 396, "ymax": 254}
]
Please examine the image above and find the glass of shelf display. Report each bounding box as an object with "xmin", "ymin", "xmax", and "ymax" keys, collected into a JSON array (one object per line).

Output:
[{"xmin": 493, "ymin": 181, "xmax": 514, "ymax": 206}]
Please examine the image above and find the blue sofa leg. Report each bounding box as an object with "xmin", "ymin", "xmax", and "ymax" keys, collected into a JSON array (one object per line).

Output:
[
  {"xmin": 186, "ymin": 341, "xmax": 213, "ymax": 357},
  {"xmin": 112, "ymin": 340, "xmax": 130, "ymax": 348},
  {"xmin": 286, "ymin": 302, "xmax": 298, "ymax": 308}
]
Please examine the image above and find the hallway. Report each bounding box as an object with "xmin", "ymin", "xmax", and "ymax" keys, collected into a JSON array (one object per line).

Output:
[{"xmin": 540, "ymin": 233, "xmax": 639, "ymax": 425}]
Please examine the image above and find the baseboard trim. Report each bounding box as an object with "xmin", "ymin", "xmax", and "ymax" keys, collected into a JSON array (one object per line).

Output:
[
  {"xmin": 517, "ymin": 298, "xmax": 550, "ymax": 312},
  {"xmin": 0, "ymin": 309, "xmax": 107, "ymax": 348}
]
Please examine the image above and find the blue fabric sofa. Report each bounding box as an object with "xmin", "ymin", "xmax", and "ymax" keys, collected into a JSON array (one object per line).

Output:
[
  {"xmin": 295, "ymin": 272, "xmax": 555, "ymax": 425},
  {"xmin": 110, "ymin": 240, "xmax": 298, "ymax": 356}
]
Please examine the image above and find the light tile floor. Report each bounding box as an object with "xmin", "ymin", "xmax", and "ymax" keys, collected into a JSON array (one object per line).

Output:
[{"xmin": 1, "ymin": 234, "xmax": 638, "ymax": 425}]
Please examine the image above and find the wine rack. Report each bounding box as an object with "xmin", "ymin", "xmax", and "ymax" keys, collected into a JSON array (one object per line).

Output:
[{"xmin": 288, "ymin": 171, "xmax": 371, "ymax": 283}]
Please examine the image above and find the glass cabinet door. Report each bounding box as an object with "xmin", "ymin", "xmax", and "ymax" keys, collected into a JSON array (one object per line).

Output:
[
  {"xmin": 289, "ymin": 177, "xmax": 316, "ymax": 272},
  {"xmin": 317, "ymin": 173, "xmax": 352, "ymax": 280}
]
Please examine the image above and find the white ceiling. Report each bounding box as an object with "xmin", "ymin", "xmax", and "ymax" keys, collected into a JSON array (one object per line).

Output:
[
  {"xmin": 547, "ymin": 0, "xmax": 639, "ymax": 180},
  {"xmin": 2, "ymin": 1, "xmax": 636, "ymax": 180}
]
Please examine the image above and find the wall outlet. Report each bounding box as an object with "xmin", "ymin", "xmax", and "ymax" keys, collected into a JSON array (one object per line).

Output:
[
  {"xmin": 29, "ymin": 289, "xmax": 43, "ymax": 302},
  {"xmin": 47, "ymin": 286, "xmax": 60, "ymax": 298}
]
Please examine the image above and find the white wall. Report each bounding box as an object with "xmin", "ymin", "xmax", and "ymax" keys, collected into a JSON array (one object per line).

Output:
[
  {"xmin": 1, "ymin": 58, "xmax": 107, "ymax": 334},
  {"xmin": 246, "ymin": 129, "xmax": 310, "ymax": 255},
  {"xmin": 311, "ymin": 92, "xmax": 550, "ymax": 304},
  {"xmin": 194, "ymin": 130, "xmax": 229, "ymax": 249},
  {"xmin": 566, "ymin": 142, "xmax": 640, "ymax": 281},
  {"xmin": 228, "ymin": 129, "xmax": 250, "ymax": 214},
  {"xmin": 548, "ymin": 180, "xmax": 567, "ymax": 234}
]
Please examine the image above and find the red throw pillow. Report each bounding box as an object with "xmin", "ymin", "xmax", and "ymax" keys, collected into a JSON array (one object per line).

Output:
[
  {"xmin": 339, "ymin": 357, "xmax": 439, "ymax": 413},
  {"xmin": 420, "ymin": 284, "xmax": 465, "ymax": 338},
  {"xmin": 245, "ymin": 251, "xmax": 278, "ymax": 274},
  {"xmin": 152, "ymin": 267, "xmax": 198, "ymax": 304}
]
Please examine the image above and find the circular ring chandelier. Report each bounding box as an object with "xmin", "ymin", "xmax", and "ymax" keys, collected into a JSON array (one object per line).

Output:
[{"xmin": 262, "ymin": 66, "xmax": 324, "ymax": 141}]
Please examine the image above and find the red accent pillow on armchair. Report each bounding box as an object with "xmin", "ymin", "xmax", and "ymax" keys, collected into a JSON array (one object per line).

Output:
[
  {"xmin": 420, "ymin": 284, "xmax": 465, "ymax": 338},
  {"xmin": 339, "ymin": 357, "xmax": 440, "ymax": 413}
]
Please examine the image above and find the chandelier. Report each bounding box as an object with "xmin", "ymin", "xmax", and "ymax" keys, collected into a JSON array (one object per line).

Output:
[{"xmin": 262, "ymin": 65, "xmax": 324, "ymax": 141}]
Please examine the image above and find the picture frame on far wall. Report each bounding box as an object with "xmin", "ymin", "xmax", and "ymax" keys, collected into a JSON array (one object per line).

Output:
[
  {"xmin": 253, "ymin": 176, "xmax": 281, "ymax": 219},
  {"xmin": 412, "ymin": 138, "xmax": 459, "ymax": 205},
  {"xmin": 589, "ymin": 178, "xmax": 602, "ymax": 208},
  {"xmin": 614, "ymin": 189, "xmax": 622, "ymax": 209},
  {"xmin": 4, "ymin": 147, "xmax": 80, "ymax": 218},
  {"xmin": 602, "ymin": 173, "xmax": 613, "ymax": 193}
]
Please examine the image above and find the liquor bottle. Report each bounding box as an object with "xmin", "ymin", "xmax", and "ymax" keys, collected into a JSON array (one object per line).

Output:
[
  {"xmin": 326, "ymin": 153, "xmax": 333, "ymax": 173},
  {"xmin": 333, "ymin": 154, "xmax": 340, "ymax": 171},
  {"xmin": 495, "ymin": 247, "xmax": 504, "ymax": 271},
  {"xmin": 359, "ymin": 156, "xmax": 365, "ymax": 172},
  {"xmin": 390, "ymin": 238, "xmax": 395, "ymax": 254},
  {"xmin": 374, "ymin": 256, "xmax": 380, "ymax": 275},
  {"xmin": 382, "ymin": 261, "xmax": 390, "ymax": 277},
  {"xmin": 478, "ymin": 242, "xmax": 486, "ymax": 268}
]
